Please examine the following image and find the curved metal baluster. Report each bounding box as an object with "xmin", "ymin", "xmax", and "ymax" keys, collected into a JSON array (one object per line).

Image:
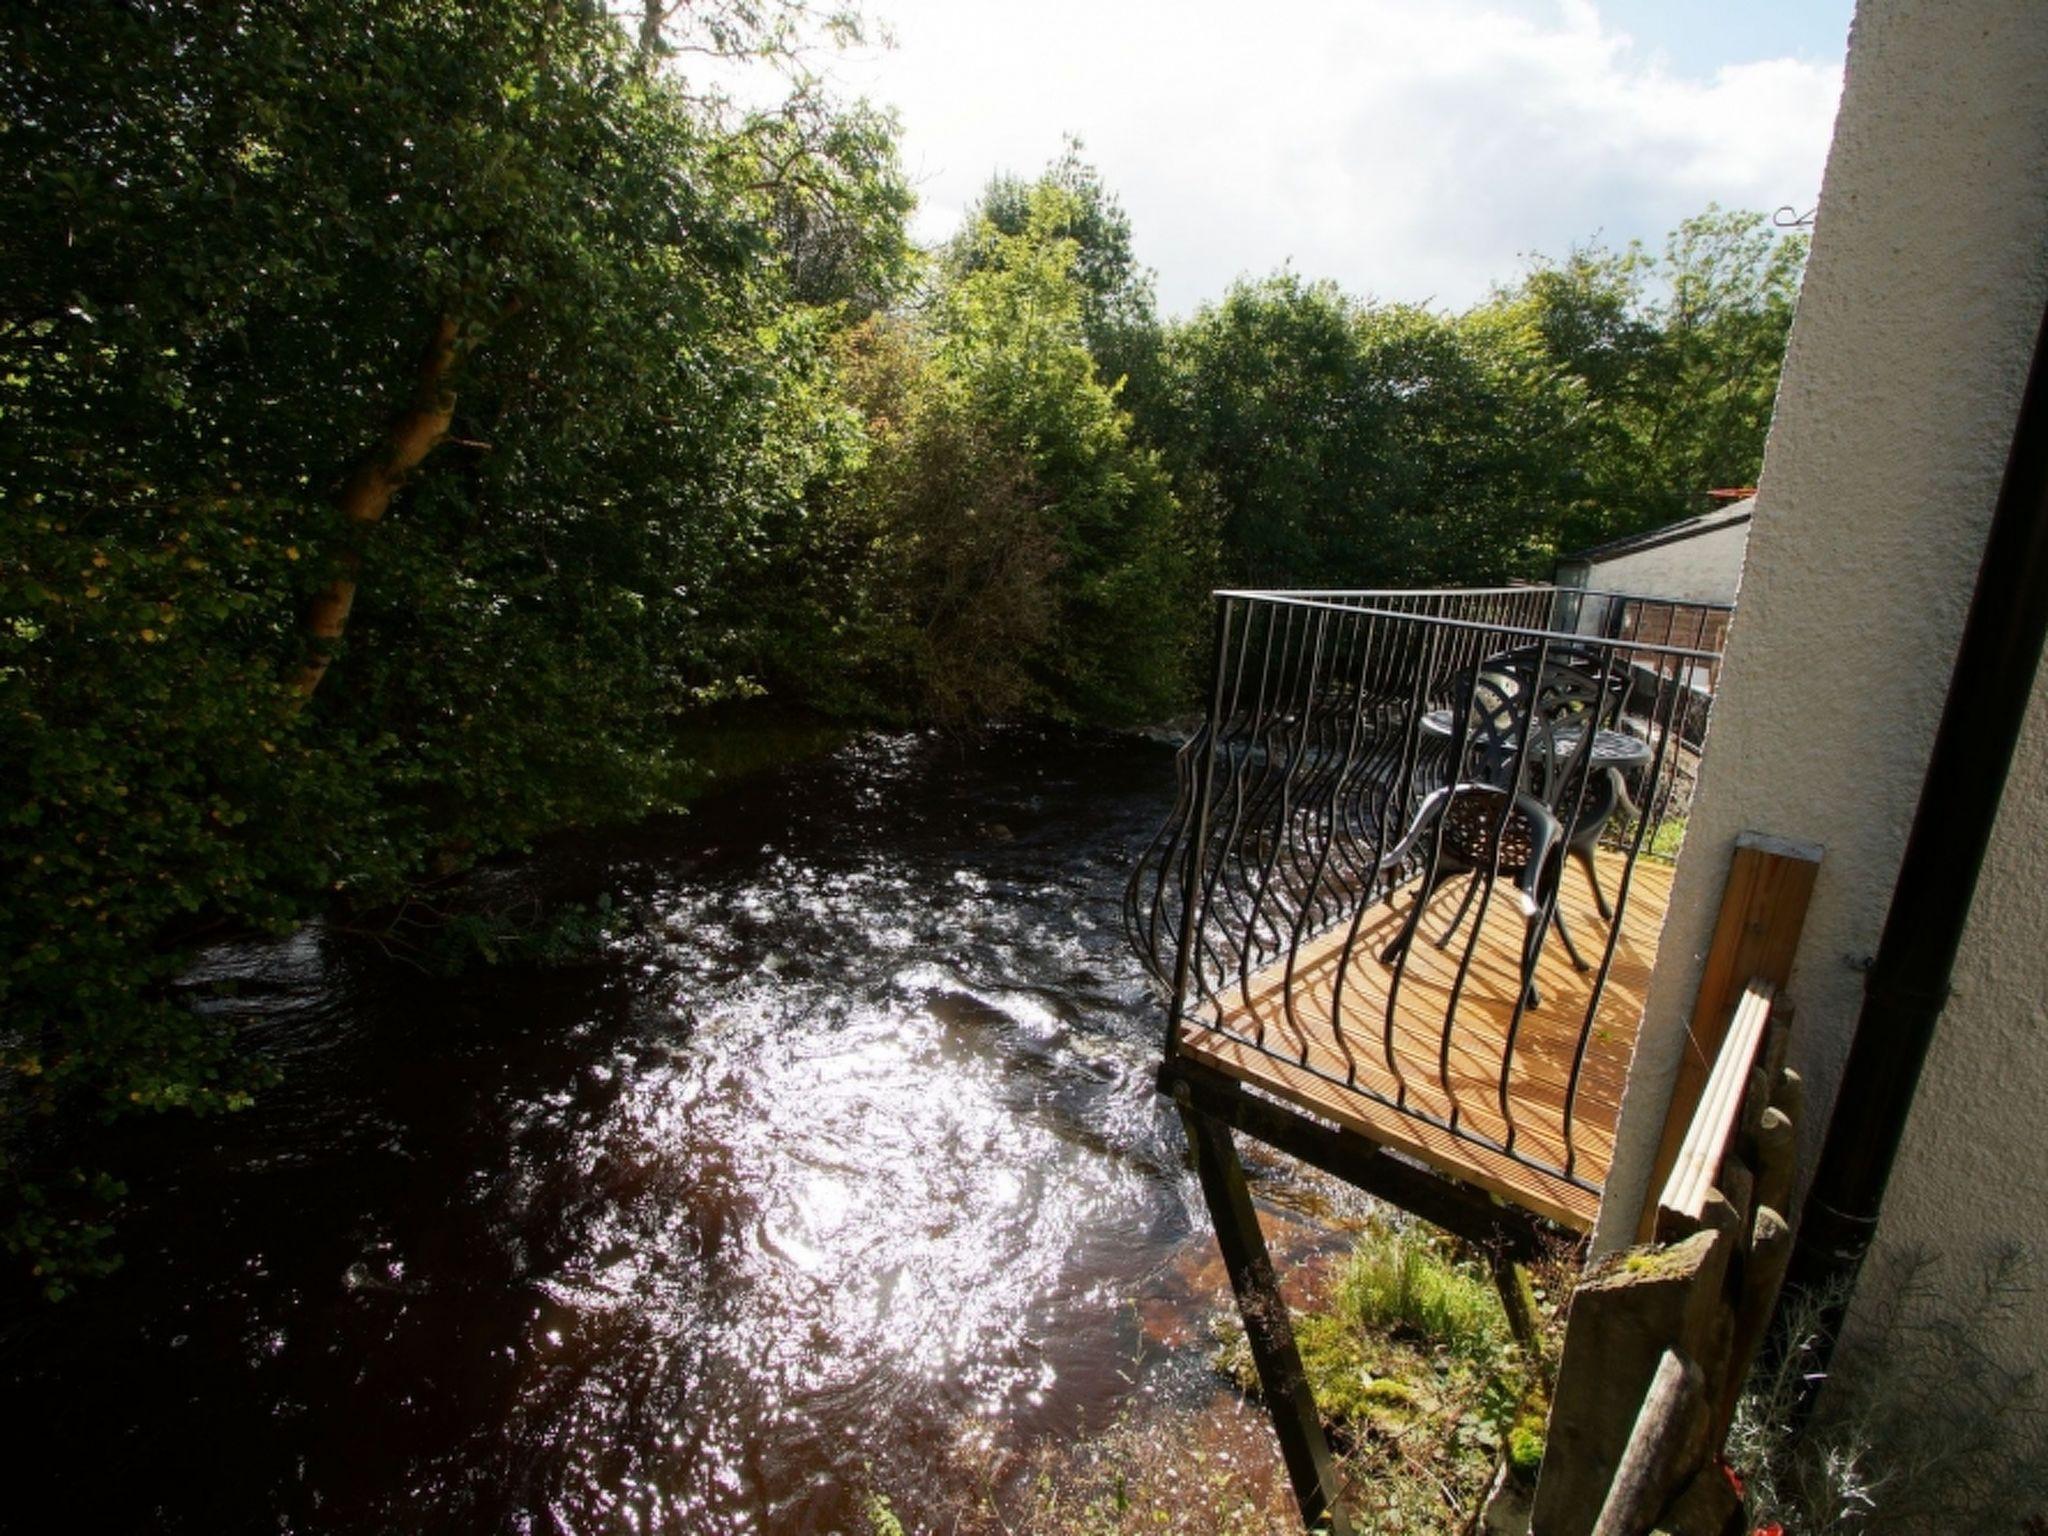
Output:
[
  {"xmin": 1559, "ymin": 639, "xmax": 1686, "ymax": 1181},
  {"xmin": 1236, "ymin": 608, "xmax": 1327, "ymax": 1039},
  {"xmin": 1280, "ymin": 607, "xmax": 1378, "ymax": 1073},
  {"xmin": 1201, "ymin": 602, "xmax": 1286, "ymax": 1022},
  {"xmin": 1377, "ymin": 621, "xmax": 1467, "ymax": 1109},
  {"xmin": 1465, "ymin": 635, "xmax": 1550, "ymax": 1142}
]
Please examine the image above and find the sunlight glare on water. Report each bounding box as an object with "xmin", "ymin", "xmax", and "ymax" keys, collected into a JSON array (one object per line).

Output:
[{"xmin": 5, "ymin": 730, "xmax": 1242, "ymax": 1534}]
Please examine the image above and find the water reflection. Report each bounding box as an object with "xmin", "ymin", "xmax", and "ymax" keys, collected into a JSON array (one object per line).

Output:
[{"xmin": 6, "ymin": 729, "xmax": 1249, "ymax": 1534}]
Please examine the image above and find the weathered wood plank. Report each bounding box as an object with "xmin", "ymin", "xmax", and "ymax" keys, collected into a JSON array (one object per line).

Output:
[
  {"xmin": 1655, "ymin": 981, "xmax": 1774, "ymax": 1240},
  {"xmin": 1639, "ymin": 833, "xmax": 1820, "ymax": 1241},
  {"xmin": 1532, "ymin": 1227, "xmax": 1732, "ymax": 1536}
]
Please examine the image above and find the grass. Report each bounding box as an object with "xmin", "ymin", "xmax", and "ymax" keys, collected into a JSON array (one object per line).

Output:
[
  {"xmin": 1334, "ymin": 1225, "xmax": 1509, "ymax": 1360},
  {"xmin": 1212, "ymin": 1222, "xmax": 1567, "ymax": 1533},
  {"xmin": 1641, "ymin": 813, "xmax": 1688, "ymax": 864}
]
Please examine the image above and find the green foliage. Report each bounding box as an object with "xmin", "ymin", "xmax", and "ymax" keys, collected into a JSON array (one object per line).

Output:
[
  {"xmin": 1144, "ymin": 208, "xmax": 1805, "ymax": 589},
  {"xmin": 1214, "ymin": 1223, "xmax": 1560, "ymax": 1532},
  {"xmin": 0, "ymin": 0, "xmax": 905, "ymax": 1291},
  {"xmin": 756, "ymin": 311, "xmax": 1066, "ymax": 721},
  {"xmin": 937, "ymin": 185, "xmax": 1195, "ymax": 721},
  {"xmin": 1151, "ymin": 274, "xmax": 1567, "ymax": 587},
  {"xmin": 864, "ymin": 1491, "xmax": 908, "ymax": 1536},
  {"xmin": 754, "ymin": 182, "xmax": 1198, "ymax": 724},
  {"xmin": 948, "ymin": 139, "xmax": 1167, "ymax": 416},
  {"xmin": 1482, "ymin": 205, "xmax": 1806, "ymax": 552}
]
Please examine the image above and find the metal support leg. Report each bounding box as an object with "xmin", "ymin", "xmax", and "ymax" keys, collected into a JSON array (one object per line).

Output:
[
  {"xmin": 1433, "ymin": 871, "xmax": 1483, "ymax": 950},
  {"xmin": 1179, "ymin": 1107, "xmax": 1351, "ymax": 1536},
  {"xmin": 1380, "ymin": 865, "xmax": 1456, "ymax": 965},
  {"xmin": 1572, "ymin": 844, "xmax": 1614, "ymax": 922}
]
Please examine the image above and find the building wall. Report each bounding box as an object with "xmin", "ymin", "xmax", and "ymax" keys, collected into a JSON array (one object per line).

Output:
[
  {"xmin": 1577, "ymin": 519, "xmax": 1750, "ymax": 607},
  {"xmin": 1595, "ymin": 0, "xmax": 2048, "ymax": 1390}
]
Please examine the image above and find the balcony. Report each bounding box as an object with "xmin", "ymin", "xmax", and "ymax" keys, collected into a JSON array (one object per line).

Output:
[{"xmin": 1127, "ymin": 586, "xmax": 1726, "ymax": 1232}]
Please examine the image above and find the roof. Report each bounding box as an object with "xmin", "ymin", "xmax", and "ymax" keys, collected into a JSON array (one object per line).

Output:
[{"xmin": 1560, "ymin": 497, "xmax": 1756, "ymax": 565}]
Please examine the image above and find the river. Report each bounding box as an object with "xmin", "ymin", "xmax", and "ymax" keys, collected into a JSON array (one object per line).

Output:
[{"xmin": 4, "ymin": 727, "xmax": 1352, "ymax": 1534}]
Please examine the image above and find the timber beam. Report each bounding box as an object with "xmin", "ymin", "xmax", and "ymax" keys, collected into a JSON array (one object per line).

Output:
[
  {"xmin": 1160, "ymin": 1057, "xmax": 1547, "ymax": 1263},
  {"xmin": 1177, "ymin": 1105, "xmax": 1353, "ymax": 1536}
]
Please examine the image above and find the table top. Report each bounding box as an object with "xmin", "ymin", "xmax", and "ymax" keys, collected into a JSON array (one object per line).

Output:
[{"xmin": 1419, "ymin": 708, "xmax": 1652, "ymax": 768}]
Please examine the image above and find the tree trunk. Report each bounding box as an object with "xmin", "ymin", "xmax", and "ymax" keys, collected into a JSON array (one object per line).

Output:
[
  {"xmin": 291, "ymin": 315, "xmax": 461, "ymax": 701},
  {"xmin": 638, "ymin": 2, "xmax": 668, "ymax": 68}
]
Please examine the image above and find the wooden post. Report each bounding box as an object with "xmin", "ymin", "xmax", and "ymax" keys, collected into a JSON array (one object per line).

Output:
[
  {"xmin": 1591, "ymin": 1349, "xmax": 1709, "ymax": 1536},
  {"xmin": 1178, "ymin": 1107, "xmax": 1352, "ymax": 1536},
  {"xmin": 1488, "ymin": 1248, "xmax": 1555, "ymax": 1396},
  {"xmin": 1656, "ymin": 1462, "xmax": 1745, "ymax": 1536},
  {"xmin": 1753, "ymin": 1107, "xmax": 1797, "ymax": 1219},
  {"xmin": 1531, "ymin": 1227, "xmax": 1732, "ymax": 1536},
  {"xmin": 1640, "ymin": 833, "xmax": 1821, "ymax": 1242},
  {"xmin": 1712, "ymin": 1205, "xmax": 1795, "ymax": 1443}
]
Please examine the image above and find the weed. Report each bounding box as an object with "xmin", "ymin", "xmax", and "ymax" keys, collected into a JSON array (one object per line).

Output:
[
  {"xmin": 1730, "ymin": 1244, "xmax": 2048, "ymax": 1534},
  {"xmin": 1331, "ymin": 1225, "xmax": 1509, "ymax": 1362},
  {"xmin": 865, "ymin": 1490, "xmax": 907, "ymax": 1536}
]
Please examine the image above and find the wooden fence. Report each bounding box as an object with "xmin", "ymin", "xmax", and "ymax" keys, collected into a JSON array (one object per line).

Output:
[{"xmin": 1515, "ymin": 834, "xmax": 1821, "ymax": 1536}]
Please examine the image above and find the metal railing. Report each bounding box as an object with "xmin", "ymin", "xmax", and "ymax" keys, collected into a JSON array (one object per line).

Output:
[{"xmin": 1127, "ymin": 585, "xmax": 1729, "ymax": 1204}]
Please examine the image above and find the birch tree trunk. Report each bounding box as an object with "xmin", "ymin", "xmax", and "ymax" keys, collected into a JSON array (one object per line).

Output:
[{"xmin": 291, "ymin": 315, "xmax": 461, "ymax": 701}]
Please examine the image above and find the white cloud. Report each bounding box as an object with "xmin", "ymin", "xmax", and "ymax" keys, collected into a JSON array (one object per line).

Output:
[{"xmin": 823, "ymin": 0, "xmax": 1844, "ymax": 314}]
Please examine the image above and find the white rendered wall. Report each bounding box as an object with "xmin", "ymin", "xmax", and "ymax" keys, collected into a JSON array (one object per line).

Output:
[
  {"xmin": 1595, "ymin": 0, "xmax": 2048, "ymax": 1396},
  {"xmin": 1582, "ymin": 520, "xmax": 1750, "ymax": 607}
]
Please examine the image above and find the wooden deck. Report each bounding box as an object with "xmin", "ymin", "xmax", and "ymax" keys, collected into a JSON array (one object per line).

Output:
[{"xmin": 1177, "ymin": 853, "xmax": 1676, "ymax": 1230}]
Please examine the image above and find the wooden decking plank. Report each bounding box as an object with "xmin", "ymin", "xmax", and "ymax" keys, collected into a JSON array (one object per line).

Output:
[{"xmin": 1178, "ymin": 854, "xmax": 1675, "ymax": 1232}]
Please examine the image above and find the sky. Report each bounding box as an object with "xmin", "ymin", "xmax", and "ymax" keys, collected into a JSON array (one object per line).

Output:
[{"xmin": 820, "ymin": 0, "xmax": 1854, "ymax": 315}]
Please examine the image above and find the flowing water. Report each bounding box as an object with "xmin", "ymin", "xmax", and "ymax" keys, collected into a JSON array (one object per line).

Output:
[{"xmin": 5, "ymin": 728, "xmax": 1342, "ymax": 1534}]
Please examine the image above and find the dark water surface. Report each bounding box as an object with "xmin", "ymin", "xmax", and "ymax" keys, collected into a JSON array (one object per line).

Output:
[{"xmin": 3, "ymin": 729, "xmax": 1277, "ymax": 1535}]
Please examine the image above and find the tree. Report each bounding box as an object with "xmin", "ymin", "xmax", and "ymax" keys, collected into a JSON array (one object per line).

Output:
[
  {"xmin": 1154, "ymin": 210, "xmax": 1807, "ymax": 589},
  {"xmin": 1484, "ymin": 208, "xmax": 1807, "ymax": 550},
  {"xmin": 1155, "ymin": 275, "xmax": 1559, "ymax": 588},
  {"xmin": 1653, "ymin": 207, "xmax": 1807, "ymax": 503},
  {"xmin": 746, "ymin": 183, "xmax": 1200, "ymax": 725},
  {"xmin": 936, "ymin": 185, "xmax": 1195, "ymax": 720},
  {"xmin": 946, "ymin": 140, "xmax": 1166, "ymax": 419},
  {"xmin": 0, "ymin": 0, "xmax": 905, "ymax": 1292}
]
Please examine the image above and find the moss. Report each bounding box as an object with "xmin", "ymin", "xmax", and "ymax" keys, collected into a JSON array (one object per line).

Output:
[
  {"xmin": 1507, "ymin": 1412, "xmax": 1548, "ymax": 1478},
  {"xmin": 1615, "ymin": 1232, "xmax": 1716, "ymax": 1280},
  {"xmin": 864, "ymin": 1492, "xmax": 907, "ymax": 1536},
  {"xmin": 1289, "ymin": 1311, "xmax": 1435, "ymax": 1432}
]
